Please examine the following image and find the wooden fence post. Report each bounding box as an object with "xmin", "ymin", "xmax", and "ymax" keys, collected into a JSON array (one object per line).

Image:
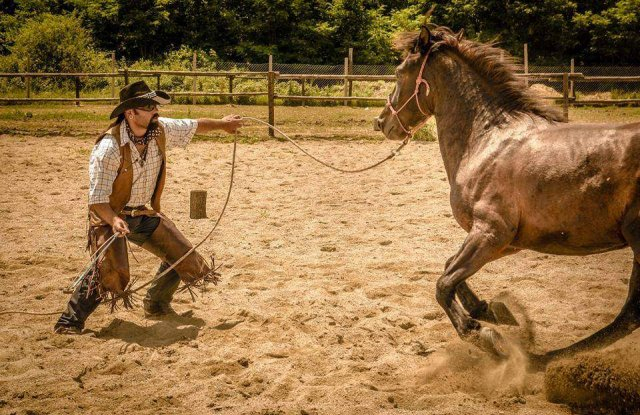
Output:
[
  {"xmin": 344, "ymin": 57, "xmax": 349, "ymax": 106},
  {"xmin": 268, "ymin": 55, "xmax": 275, "ymax": 137},
  {"xmin": 26, "ymin": 57, "xmax": 31, "ymax": 99},
  {"xmin": 192, "ymin": 52, "xmax": 197, "ymax": 105},
  {"xmin": 111, "ymin": 52, "xmax": 116, "ymax": 97},
  {"xmin": 228, "ymin": 75, "xmax": 234, "ymax": 104},
  {"xmin": 562, "ymin": 72, "xmax": 569, "ymax": 122},
  {"xmin": 156, "ymin": 74, "xmax": 161, "ymax": 90},
  {"xmin": 524, "ymin": 43, "xmax": 529, "ymax": 88},
  {"xmin": 190, "ymin": 190, "xmax": 207, "ymax": 219},
  {"xmin": 301, "ymin": 77, "xmax": 306, "ymax": 106},
  {"xmin": 348, "ymin": 47, "xmax": 353, "ymax": 97},
  {"xmin": 75, "ymin": 77, "xmax": 81, "ymax": 106},
  {"xmin": 570, "ymin": 58, "xmax": 575, "ymax": 99},
  {"xmin": 124, "ymin": 68, "xmax": 129, "ymax": 85}
]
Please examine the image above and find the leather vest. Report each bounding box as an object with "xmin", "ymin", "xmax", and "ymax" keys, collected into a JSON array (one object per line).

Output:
[{"xmin": 89, "ymin": 121, "xmax": 167, "ymax": 226}]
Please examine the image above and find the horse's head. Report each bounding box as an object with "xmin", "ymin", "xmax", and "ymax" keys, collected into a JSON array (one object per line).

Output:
[
  {"xmin": 374, "ymin": 26, "xmax": 437, "ymax": 141},
  {"xmin": 375, "ymin": 24, "xmax": 563, "ymax": 140},
  {"xmin": 374, "ymin": 27, "xmax": 434, "ymax": 140}
]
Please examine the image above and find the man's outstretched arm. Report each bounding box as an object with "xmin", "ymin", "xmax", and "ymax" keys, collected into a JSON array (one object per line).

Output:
[{"xmin": 196, "ymin": 115, "xmax": 243, "ymax": 134}]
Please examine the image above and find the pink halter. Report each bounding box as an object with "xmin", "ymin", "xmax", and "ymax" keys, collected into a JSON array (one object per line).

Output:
[{"xmin": 386, "ymin": 50, "xmax": 432, "ymax": 138}]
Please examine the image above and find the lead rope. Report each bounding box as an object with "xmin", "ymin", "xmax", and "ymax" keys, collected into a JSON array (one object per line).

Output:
[{"xmin": 242, "ymin": 117, "xmax": 411, "ymax": 173}]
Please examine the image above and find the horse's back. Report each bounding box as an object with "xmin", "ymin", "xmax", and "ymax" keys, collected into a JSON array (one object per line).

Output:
[{"xmin": 518, "ymin": 121, "xmax": 640, "ymax": 179}]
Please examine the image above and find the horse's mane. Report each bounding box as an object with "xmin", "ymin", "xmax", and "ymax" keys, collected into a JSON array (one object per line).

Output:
[{"xmin": 394, "ymin": 26, "xmax": 564, "ymax": 122}]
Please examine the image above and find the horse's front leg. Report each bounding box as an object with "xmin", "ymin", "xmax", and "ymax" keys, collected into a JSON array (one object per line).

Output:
[
  {"xmin": 436, "ymin": 221, "xmax": 516, "ymax": 357},
  {"xmin": 446, "ymin": 247, "xmax": 521, "ymax": 326},
  {"xmin": 456, "ymin": 281, "xmax": 519, "ymax": 326}
]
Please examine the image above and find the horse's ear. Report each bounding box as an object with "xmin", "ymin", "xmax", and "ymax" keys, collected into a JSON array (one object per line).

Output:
[{"xmin": 415, "ymin": 25, "xmax": 431, "ymax": 54}]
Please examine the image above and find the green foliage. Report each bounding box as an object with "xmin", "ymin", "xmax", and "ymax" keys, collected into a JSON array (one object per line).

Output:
[
  {"xmin": 365, "ymin": 3, "xmax": 427, "ymax": 64},
  {"xmin": 67, "ymin": 0, "xmax": 120, "ymax": 53},
  {"xmin": 1, "ymin": 13, "xmax": 108, "ymax": 73},
  {"xmin": 0, "ymin": 13, "xmax": 19, "ymax": 55},
  {"xmin": 0, "ymin": 13, "xmax": 110, "ymax": 91},
  {"xmin": 413, "ymin": 121, "xmax": 437, "ymax": 142},
  {"xmin": 430, "ymin": 0, "xmax": 578, "ymax": 63},
  {"xmin": 0, "ymin": 0, "xmax": 639, "ymax": 71},
  {"xmin": 1, "ymin": 0, "xmax": 76, "ymax": 54},
  {"xmin": 573, "ymin": 0, "xmax": 640, "ymax": 64},
  {"xmin": 127, "ymin": 46, "xmax": 229, "ymax": 103},
  {"xmin": 611, "ymin": 88, "xmax": 640, "ymax": 100}
]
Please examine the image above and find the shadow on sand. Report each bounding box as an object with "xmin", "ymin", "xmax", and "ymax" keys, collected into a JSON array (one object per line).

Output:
[{"xmin": 96, "ymin": 314, "xmax": 206, "ymax": 348}]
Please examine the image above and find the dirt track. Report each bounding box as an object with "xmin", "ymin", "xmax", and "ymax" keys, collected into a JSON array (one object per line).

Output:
[{"xmin": 0, "ymin": 134, "xmax": 637, "ymax": 414}]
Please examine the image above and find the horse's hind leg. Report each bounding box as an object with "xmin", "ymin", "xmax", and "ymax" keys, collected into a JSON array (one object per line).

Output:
[
  {"xmin": 537, "ymin": 260, "xmax": 640, "ymax": 365},
  {"xmin": 436, "ymin": 221, "xmax": 516, "ymax": 357},
  {"xmin": 535, "ymin": 222, "xmax": 640, "ymax": 366}
]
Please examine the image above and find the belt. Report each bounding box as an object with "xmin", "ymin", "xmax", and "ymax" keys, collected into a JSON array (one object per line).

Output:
[{"xmin": 121, "ymin": 206, "xmax": 157, "ymax": 217}]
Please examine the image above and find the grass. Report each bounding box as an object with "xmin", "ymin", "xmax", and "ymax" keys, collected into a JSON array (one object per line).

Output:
[
  {"xmin": 0, "ymin": 103, "xmax": 637, "ymax": 143},
  {"xmin": 0, "ymin": 103, "xmax": 423, "ymax": 142},
  {"xmin": 570, "ymin": 106, "xmax": 640, "ymax": 123}
]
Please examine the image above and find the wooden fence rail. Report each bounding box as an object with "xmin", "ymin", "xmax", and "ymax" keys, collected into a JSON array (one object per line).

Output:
[
  {"xmin": 1, "ymin": 69, "xmax": 639, "ymax": 132},
  {"xmin": 120, "ymin": 70, "xmax": 270, "ymax": 77},
  {"xmin": 278, "ymin": 74, "xmax": 396, "ymax": 81},
  {"xmin": 0, "ymin": 98, "xmax": 119, "ymax": 102},
  {"xmin": 0, "ymin": 73, "xmax": 120, "ymax": 77}
]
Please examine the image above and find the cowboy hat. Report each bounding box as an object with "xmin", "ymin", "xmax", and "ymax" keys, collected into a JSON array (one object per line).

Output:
[{"xmin": 110, "ymin": 80, "xmax": 171, "ymax": 119}]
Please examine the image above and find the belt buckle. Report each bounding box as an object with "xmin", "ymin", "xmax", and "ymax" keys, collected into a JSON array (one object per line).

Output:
[{"xmin": 130, "ymin": 208, "xmax": 138, "ymax": 217}]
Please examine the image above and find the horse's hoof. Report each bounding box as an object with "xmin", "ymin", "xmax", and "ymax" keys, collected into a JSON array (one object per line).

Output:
[
  {"xmin": 478, "ymin": 327, "xmax": 510, "ymax": 359},
  {"xmin": 488, "ymin": 301, "xmax": 519, "ymax": 326}
]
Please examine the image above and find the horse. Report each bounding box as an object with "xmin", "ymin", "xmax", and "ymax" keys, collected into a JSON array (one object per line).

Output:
[{"xmin": 374, "ymin": 24, "xmax": 640, "ymax": 368}]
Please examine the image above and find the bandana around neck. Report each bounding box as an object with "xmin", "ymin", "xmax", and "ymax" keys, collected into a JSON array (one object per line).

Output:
[{"xmin": 125, "ymin": 120, "xmax": 160, "ymax": 145}]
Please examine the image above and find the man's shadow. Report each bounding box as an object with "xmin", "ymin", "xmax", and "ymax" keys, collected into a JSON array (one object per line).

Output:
[{"xmin": 95, "ymin": 313, "xmax": 206, "ymax": 348}]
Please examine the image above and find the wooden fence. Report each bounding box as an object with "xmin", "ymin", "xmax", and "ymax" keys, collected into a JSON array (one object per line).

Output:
[{"xmin": 1, "ymin": 66, "xmax": 639, "ymax": 136}]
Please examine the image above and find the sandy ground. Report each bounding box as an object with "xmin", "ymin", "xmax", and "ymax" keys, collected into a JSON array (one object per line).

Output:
[{"xmin": 0, "ymin": 133, "xmax": 638, "ymax": 414}]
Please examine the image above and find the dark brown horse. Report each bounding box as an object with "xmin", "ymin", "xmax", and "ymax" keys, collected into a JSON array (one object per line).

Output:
[{"xmin": 374, "ymin": 25, "xmax": 640, "ymax": 367}]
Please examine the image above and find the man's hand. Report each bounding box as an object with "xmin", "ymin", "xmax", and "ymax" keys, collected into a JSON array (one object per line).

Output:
[
  {"xmin": 112, "ymin": 216, "xmax": 130, "ymax": 237},
  {"xmin": 195, "ymin": 116, "xmax": 244, "ymax": 135},
  {"xmin": 220, "ymin": 114, "xmax": 243, "ymax": 134}
]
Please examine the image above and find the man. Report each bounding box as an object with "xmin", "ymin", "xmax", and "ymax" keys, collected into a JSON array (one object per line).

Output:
[{"xmin": 54, "ymin": 81, "xmax": 243, "ymax": 334}]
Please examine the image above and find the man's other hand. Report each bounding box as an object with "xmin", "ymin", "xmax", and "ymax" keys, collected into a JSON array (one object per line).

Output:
[{"xmin": 112, "ymin": 216, "xmax": 130, "ymax": 237}]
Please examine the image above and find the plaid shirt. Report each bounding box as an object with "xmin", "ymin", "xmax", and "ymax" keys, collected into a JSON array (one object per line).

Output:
[{"xmin": 88, "ymin": 117, "xmax": 198, "ymax": 206}]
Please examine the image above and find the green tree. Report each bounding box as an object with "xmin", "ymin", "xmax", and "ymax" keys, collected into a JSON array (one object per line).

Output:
[
  {"xmin": 70, "ymin": 0, "xmax": 170, "ymax": 60},
  {"xmin": 116, "ymin": 0, "xmax": 169, "ymax": 60},
  {"xmin": 431, "ymin": 0, "xmax": 577, "ymax": 63},
  {"xmin": 574, "ymin": 0, "xmax": 640, "ymax": 64},
  {"xmin": 2, "ymin": 0, "xmax": 640, "ymax": 66},
  {"xmin": 366, "ymin": 2, "xmax": 426, "ymax": 64},
  {"xmin": 67, "ymin": 0, "xmax": 119, "ymax": 54},
  {"xmin": 1, "ymin": 0, "xmax": 76, "ymax": 54},
  {"xmin": 220, "ymin": 0, "xmax": 334, "ymax": 63},
  {"xmin": 3, "ymin": 12, "xmax": 107, "ymax": 72}
]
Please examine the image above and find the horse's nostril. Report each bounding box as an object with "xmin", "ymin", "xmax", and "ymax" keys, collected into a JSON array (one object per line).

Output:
[{"xmin": 373, "ymin": 118, "xmax": 382, "ymax": 131}]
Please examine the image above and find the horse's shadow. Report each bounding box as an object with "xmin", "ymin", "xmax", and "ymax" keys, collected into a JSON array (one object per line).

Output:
[{"xmin": 96, "ymin": 314, "xmax": 206, "ymax": 348}]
